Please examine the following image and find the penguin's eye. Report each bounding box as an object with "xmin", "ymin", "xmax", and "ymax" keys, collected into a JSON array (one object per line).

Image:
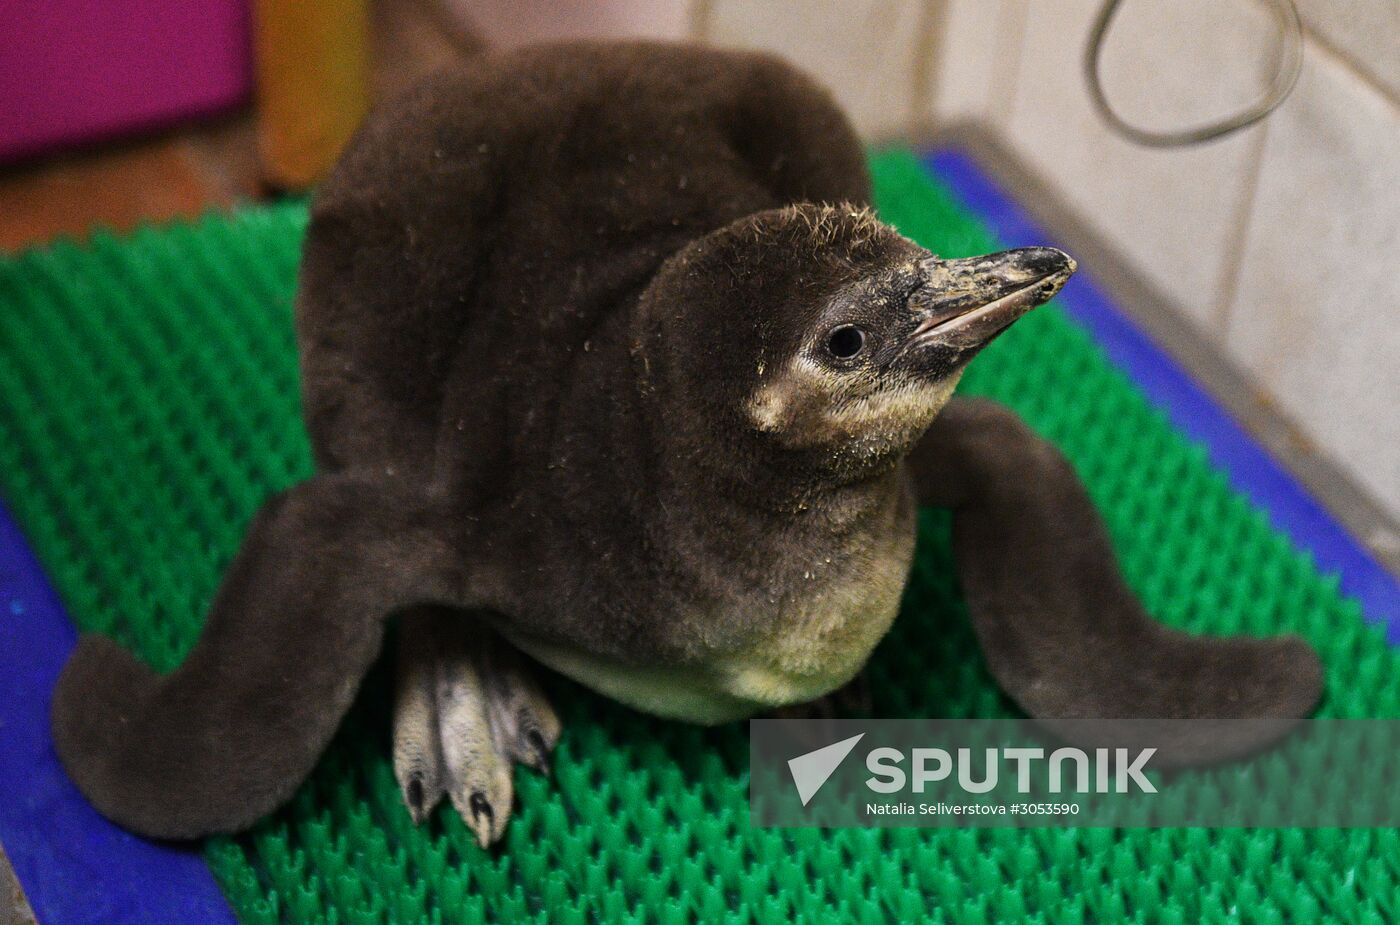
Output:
[{"xmin": 825, "ymin": 325, "xmax": 866, "ymax": 360}]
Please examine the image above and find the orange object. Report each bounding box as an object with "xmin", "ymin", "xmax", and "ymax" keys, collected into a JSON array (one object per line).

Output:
[{"xmin": 254, "ymin": 0, "xmax": 370, "ymax": 189}]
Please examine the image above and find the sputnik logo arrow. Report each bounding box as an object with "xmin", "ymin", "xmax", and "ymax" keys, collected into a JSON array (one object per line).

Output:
[{"xmin": 787, "ymin": 733, "xmax": 865, "ymax": 806}]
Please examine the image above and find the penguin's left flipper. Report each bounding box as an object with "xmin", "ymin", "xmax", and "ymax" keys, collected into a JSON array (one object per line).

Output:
[
  {"xmin": 51, "ymin": 474, "xmax": 466, "ymax": 839},
  {"xmin": 908, "ymin": 398, "xmax": 1323, "ymax": 762}
]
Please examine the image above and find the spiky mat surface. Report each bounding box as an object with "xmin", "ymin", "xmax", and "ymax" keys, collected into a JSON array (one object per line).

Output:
[{"xmin": 1, "ymin": 148, "xmax": 1397, "ymax": 923}]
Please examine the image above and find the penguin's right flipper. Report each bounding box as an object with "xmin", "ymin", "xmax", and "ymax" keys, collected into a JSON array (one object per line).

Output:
[
  {"xmin": 907, "ymin": 398, "xmax": 1323, "ymax": 761},
  {"xmin": 51, "ymin": 474, "xmax": 463, "ymax": 839}
]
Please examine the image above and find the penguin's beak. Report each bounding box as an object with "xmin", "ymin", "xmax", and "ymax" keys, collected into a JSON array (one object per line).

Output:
[{"xmin": 905, "ymin": 247, "xmax": 1076, "ymax": 352}]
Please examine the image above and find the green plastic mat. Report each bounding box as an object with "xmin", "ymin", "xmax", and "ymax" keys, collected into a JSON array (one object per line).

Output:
[{"xmin": 2, "ymin": 148, "xmax": 1398, "ymax": 923}]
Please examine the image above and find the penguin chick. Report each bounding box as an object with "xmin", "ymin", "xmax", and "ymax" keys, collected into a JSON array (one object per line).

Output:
[{"xmin": 50, "ymin": 40, "xmax": 1323, "ymax": 847}]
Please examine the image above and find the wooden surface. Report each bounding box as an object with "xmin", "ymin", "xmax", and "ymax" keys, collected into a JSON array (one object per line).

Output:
[
  {"xmin": 0, "ymin": 0, "xmax": 477, "ymax": 254},
  {"xmin": 0, "ymin": 846, "xmax": 34, "ymax": 925}
]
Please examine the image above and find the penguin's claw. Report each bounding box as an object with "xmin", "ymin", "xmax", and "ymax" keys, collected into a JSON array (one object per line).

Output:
[
  {"xmin": 392, "ymin": 614, "xmax": 447, "ymax": 823},
  {"xmin": 465, "ymin": 791, "xmax": 498, "ymax": 848},
  {"xmin": 485, "ymin": 639, "xmax": 562, "ymax": 776},
  {"xmin": 392, "ymin": 615, "xmax": 558, "ymax": 846}
]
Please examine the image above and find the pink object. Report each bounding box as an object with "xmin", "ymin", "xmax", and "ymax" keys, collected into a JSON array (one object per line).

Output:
[{"xmin": 0, "ymin": 0, "xmax": 252, "ymax": 164}]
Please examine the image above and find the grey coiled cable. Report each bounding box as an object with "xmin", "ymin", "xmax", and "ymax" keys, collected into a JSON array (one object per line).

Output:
[{"xmin": 1084, "ymin": 0, "xmax": 1304, "ymax": 147}]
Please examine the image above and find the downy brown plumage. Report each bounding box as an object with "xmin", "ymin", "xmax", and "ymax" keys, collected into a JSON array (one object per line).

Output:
[{"xmin": 52, "ymin": 41, "xmax": 1322, "ymax": 847}]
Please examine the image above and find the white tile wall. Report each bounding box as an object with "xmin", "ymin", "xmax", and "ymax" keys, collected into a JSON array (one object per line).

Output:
[
  {"xmin": 929, "ymin": 0, "xmax": 1025, "ymax": 125},
  {"xmin": 1291, "ymin": 0, "xmax": 1400, "ymax": 101},
  {"xmin": 1225, "ymin": 42, "xmax": 1400, "ymax": 518},
  {"xmin": 451, "ymin": 0, "xmax": 692, "ymax": 48},
  {"xmin": 704, "ymin": 0, "xmax": 928, "ymax": 138},
  {"xmin": 992, "ymin": 0, "xmax": 1277, "ymax": 326}
]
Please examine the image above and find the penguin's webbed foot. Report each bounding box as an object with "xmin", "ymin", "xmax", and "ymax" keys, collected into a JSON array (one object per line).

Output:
[{"xmin": 392, "ymin": 610, "xmax": 560, "ymax": 848}]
